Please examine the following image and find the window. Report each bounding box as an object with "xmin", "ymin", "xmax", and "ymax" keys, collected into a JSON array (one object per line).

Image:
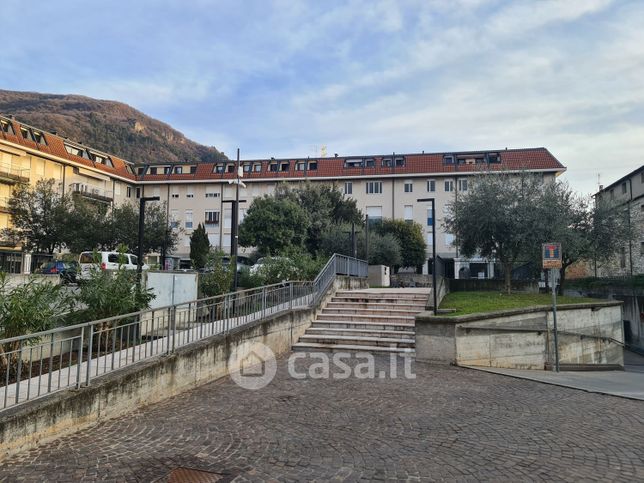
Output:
[
  {"xmin": 32, "ymin": 130, "xmax": 47, "ymax": 145},
  {"xmin": 137, "ymin": 167, "xmax": 146, "ymax": 175},
  {"xmin": 427, "ymin": 180, "xmax": 435, "ymax": 192},
  {"xmin": 205, "ymin": 187, "xmax": 219, "ymax": 198},
  {"xmin": 253, "ymin": 163, "xmax": 262, "ymax": 172},
  {"xmin": 186, "ymin": 189, "xmax": 194, "ymax": 198},
  {"xmin": 365, "ymin": 158, "xmax": 375, "ymax": 168},
  {"xmin": 126, "ymin": 186, "xmax": 132, "ymax": 198},
  {"xmin": 269, "ymin": 163, "xmax": 278, "ymax": 172},
  {"xmin": 344, "ymin": 182, "xmax": 352, "ymax": 195},
  {"xmin": 308, "ymin": 161, "xmax": 318, "ymax": 170},
  {"xmin": 445, "ymin": 180, "xmax": 454, "ymax": 192},
  {"xmin": 205, "ymin": 210, "xmax": 220, "ymax": 225},
  {"xmin": 458, "ymin": 179, "xmax": 468, "ymax": 191},
  {"xmin": 189, "ymin": 166, "xmax": 197, "ymax": 174},
  {"xmin": 64, "ymin": 143, "xmax": 88, "ymax": 158},
  {"xmin": 487, "ymin": 153, "xmax": 500, "ymax": 163},
  {"xmin": 295, "ymin": 162, "xmax": 306, "ymax": 171},
  {"xmin": 170, "ymin": 209, "xmax": 179, "ymax": 228},
  {"xmin": 185, "ymin": 210, "xmax": 193, "ymax": 229},
  {"xmin": 381, "ymin": 157, "xmax": 392, "ymax": 168},
  {"xmin": 136, "ymin": 187, "xmax": 141, "ymax": 199},
  {"xmin": 395, "ymin": 157, "xmax": 405, "ymax": 167},
  {"xmin": 171, "ymin": 191, "xmax": 179, "ymax": 198},
  {"xmin": 366, "ymin": 181, "xmax": 382, "ymax": 194},
  {"xmin": 0, "ymin": 119, "xmax": 14, "ymax": 134},
  {"xmin": 404, "ymin": 205, "xmax": 413, "ymax": 221},
  {"xmin": 174, "ymin": 166, "xmax": 183, "ymax": 174},
  {"xmin": 344, "ymin": 158, "xmax": 363, "ymax": 168},
  {"xmin": 366, "ymin": 206, "xmax": 382, "ymax": 225},
  {"xmin": 427, "ymin": 207, "xmax": 434, "ymax": 226},
  {"xmin": 164, "ymin": 166, "xmax": 172, "ymax": 175},
  {"xmin": 620, "ymin": 247, "xmax": 626, "ymax": 268},
  {"xmin": 443, "ymin": 155, "xmax": 455, "ymax": 164},
  {"xmin": 280, "ymin": 162, "xmax": 289, "ymax": 172},
  {"xmin": 214, "ymin": 164, "xmax": 225, "ymax": 174},
  {"xmin": 227, "ymin": 164, "xmax": 235, "ymax": 173},
  {"xmin": 243, "ymin": 163, "xmax": 252, "ymax": 173},
  {"xmin": 445, "ymin": 234, "xmax": 455, "ymax": 246},
  {"xmin": 20, "ymin": 127, "xmax": 33, "ymax": 141},
  {"xmin": 622, "ymin": 182, "xmax": 627, "ymax": 194},
  {"xmin": 404, "ymin": 181, "xmax": 413, "ymax": 193},
  {"xmin": 149, "ymin": 167, "xmax": 158, "ymax": 175},
  {"xmin": 641, "ymin": 242, "xmax": 644, "ymax": 256}
]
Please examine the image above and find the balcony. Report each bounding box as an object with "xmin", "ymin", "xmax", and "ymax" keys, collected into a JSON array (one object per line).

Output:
[
  {"xmin": 70, "ymin": 183, "xmax": 113, "ymax": 203},
  {"xmin": 0, "ymin": 163, "xmax": 30, "ymax": 185}
]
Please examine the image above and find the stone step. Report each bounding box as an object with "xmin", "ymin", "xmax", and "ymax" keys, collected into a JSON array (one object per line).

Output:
[
  {"xmin": 331, "ymin": 297, "xmax": 427, "ymax": 306},
  {"xmin": 292, "ymin": 342, "xmax": 415, "ymax": 354},
  {"xmin": 321, "ymin": 307, "xmax": 422, "ymax": 317},
  {"xmin": 299, "ymin": 334, "xmax": 415, "ymax": 348},
  {"xmin": 311, "ymin": 320, "xmax": 415, "ymax": 331},
  {"xmin": 306, "ymin": 327, "xmax": 415, "ymax": 338},
  {"xmin": 317, "ymin": 313, "xmax": 415, "ymax": 324},
  {"xmin": 326, "ymin": 301, "xmax": 427, "ymax": 311},
  {"xmin": 334, "ymin": 292, "xmax": 428, "ymax": 300}
]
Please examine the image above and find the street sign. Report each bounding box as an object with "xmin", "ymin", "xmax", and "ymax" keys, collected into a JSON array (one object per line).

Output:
[{"xmin": 542, "ymin": 242, "xmax": 562, "ymax": 269}]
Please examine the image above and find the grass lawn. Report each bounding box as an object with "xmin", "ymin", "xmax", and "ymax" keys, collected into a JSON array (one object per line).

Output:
[{"xmin": 440, "ymin": 291, "xmax": 604, "ymax": 316}]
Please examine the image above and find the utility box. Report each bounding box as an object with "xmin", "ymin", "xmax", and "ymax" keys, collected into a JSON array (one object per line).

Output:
[{"xmin": 368, "ymin": 265, "xmax": 390, "ymax": 287}]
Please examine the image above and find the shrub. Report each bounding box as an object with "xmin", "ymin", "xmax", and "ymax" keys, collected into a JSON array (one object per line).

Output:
[{"xmin": 200, "ymin": 250, "xmax": 234, "ymax": 297}]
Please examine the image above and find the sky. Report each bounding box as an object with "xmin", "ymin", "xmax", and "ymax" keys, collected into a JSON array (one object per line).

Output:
[{"xmin": 2, "ymin": 0, "xmax": 644, "ymax": 195}]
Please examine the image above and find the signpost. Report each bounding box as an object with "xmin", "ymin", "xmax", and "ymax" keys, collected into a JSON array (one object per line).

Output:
[{"xmin": 542, "ymin": 242, "xmax": 562, "ymax": 372}]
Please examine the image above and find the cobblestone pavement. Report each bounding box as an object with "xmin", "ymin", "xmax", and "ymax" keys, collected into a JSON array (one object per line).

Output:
[{"xmin": 1, "ymin": 354, "xmax": 643, "ymax": 482}]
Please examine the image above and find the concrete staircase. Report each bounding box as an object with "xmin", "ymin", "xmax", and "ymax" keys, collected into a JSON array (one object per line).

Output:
[{"xmin": 293, "ymin": 289, "xmax": 429, "ymax": 355}]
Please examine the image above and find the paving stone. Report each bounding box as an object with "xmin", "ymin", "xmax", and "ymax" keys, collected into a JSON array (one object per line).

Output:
[{"xmin": 0, "ymin": 355, "xmax": 643, "ymax": 481}]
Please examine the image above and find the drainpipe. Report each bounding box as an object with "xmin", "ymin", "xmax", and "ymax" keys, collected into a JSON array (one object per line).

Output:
[{"xmin": 628, "ymin": 178, "xmax": 634, "ymax": 277}]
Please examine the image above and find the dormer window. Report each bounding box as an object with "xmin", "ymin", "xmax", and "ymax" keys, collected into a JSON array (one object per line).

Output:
[
  {"xmin": 487, "ymin": 153, "xmax": 500, "ymax": 163},
  {"xmin": 214, "ymin": 163, "xmax": 225, "ymax": 174},
  {"xmin": 137, "ymin": 166, "xmax": 146, "ymax": 175},
  {"xmin": 126, "ymin": 165, "xmax": 135, "ymax": 175},
  {"xmin": 295, "ymin": 161, "xmax": 306, "ymax": 171},
  {"xmin": 20, "ymin": 127, "xmax": 33, "ymax": 141},
  {"xmin": 382, "ymin": 157, "xmax": 392, "ymax": 167},
  {"xmin": 64, "ymin": 143, "xmax": 90, "ymax": 159},
  {"xmin": 0, "ymin": 119, "xmax": 14, "ymax": 135},
  {"xmin": 189, "ymin": 165, "xmax": 197, "ymax": 174},
  {"xmin": 365, "ymin": 158, "xmax": 375, "ymax": 168},
  {"xmin": 344, "ymin": 158, "xmax": 363, "ymax": 168},
  {"xmin": 253, "ymin": 163, "xmax": 262, "ymax": 172},
  {"xmin": 32, "ymin": 130, "xmax": 47, "ymax": 145},
  {"xmin": 174, "ymin": 166, "xmax": 183, "ymax": 174},
  {"xmin": 308, "ymin": 161, "xmax": 317, "ymax": 170},
  {"xmin": 226, "ymin": 164, "xmax": 235, "ymax": 173},
  {"xmin": 163, "ymin": 166, "xmax": 172, "ymax": 175},
  {"xmin": 395, "ymin": 157, "xmax": 405, "ymax": 167},
  {"xmin": 269, "ymin": 163, "xmax": 278, "ymax": 172},
  {"xmin": 443, "ymin": 155, "xmax": 455, "ymax": 164},
  {"xmin": 280, "ymin": 162, "xmax": 289, "ymax": 172},
  {"xmin": 243, "ymin": 163, "xmax": 252, "ymax": 173}
]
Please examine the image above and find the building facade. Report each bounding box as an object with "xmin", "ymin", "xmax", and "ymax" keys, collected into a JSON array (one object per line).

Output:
[
  {"xmin": 595, "ymin": 166, "xmax": 644, "ymax": 277},
  {"xmin": 1, "ymin": 114, "xmax": 566, "ymax": 275}
]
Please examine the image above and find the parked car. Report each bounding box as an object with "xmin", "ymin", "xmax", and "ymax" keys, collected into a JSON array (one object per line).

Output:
[
  {"xmin": 250, "ymin": 256, "xmax": 290, "ymax": 274},
  {"xmin": 222, "ymin": 255, "xmax": 253, "ymax": 273},
  {"xmin": 35, "ymin": 260, "xmax": 78, "ymax": 284},
  {"xmin": 78, "ymin": 251, "xmax": 149, "ymax": 280}
]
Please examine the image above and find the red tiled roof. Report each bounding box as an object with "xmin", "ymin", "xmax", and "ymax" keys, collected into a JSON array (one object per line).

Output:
[
  {"xmin": 0, "ymin": 116, "xmax": 135, "ymax": 181},
  {"xmin": 0, "ymin": 114, "xmax": 565, "ymax": 184}
]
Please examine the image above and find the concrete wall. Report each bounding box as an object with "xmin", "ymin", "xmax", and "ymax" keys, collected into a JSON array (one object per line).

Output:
[
  {"xmin": 0, "ymin": 276, "xmax": 366, "ymax": 459},
  {"xmin": 3, "ymin": 273, "xmax": 60, "ymax": 289},
  {"xmin": 416, "ymin": 302, "xmax": 624, "ymax": 369}
]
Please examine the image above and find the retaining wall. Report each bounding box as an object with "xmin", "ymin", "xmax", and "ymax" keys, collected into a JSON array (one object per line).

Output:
[
  {"xmin": 416, "ymin": 302, "xmax": 624, "ymax": 369},
  {"xmin": 0, "ymin": 276, "xmax": 366, "ymax": 459}
]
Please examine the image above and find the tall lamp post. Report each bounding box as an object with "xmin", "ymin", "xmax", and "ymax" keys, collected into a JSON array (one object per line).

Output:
[
  {"xmin": 226, "ymin": 148, "xmax": 246, "ymax": 291},
  {"xmin": 417, "ymin": 198, "xmax": 437, "ymax": 315},
  {"xmin": 137, "ymin": 196, "xmax": 160, "ymax": 284}
]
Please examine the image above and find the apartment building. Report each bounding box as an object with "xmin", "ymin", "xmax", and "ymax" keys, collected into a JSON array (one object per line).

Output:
[
  {"xmin": 595, "ymin": 165, "xmax": 644, "ymax": 277},
  {"xmin": 0, "ymin": 113, "xmax": 566, "ymax": 276}
]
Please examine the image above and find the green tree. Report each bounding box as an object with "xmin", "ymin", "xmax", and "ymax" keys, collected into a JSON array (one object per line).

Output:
[
  {"xmin": 275, "ymin": 183, "xmax": 363, "ymax": 254},
  {"xmin": 445, "ymin": 172, "xmax": 544, "ymax": 294},
  {"xmin": 62, "ymin": 196, "xmax": 111, "ymax": 253},
  {"xmin": 108, "ymin": 202, "xmax": 179, "ymax": 255},
  {"xmin": 189, "ymin": 223, "xmax": 210, "ymax": 269},
  {"xmin": 3, "ymin": 179, "xmax": 70, "ymax": 254},
  {"xmin": 239, "ymin": 195, "xmax": 309, "ymax": 255},
  {"xmin": 367, "ymin": 232, "xmax": 402, "ymax": 267},
  {"xmin": 200, "ymin": 249, "xmax": 234, "ymax": 297},
  {"xmin": 376, "ymin": 219, "xmax": 426, "ymax": 271},
  {"xmin": 0, "ymin": 273, "xmax": 72, "ymax": 369}
]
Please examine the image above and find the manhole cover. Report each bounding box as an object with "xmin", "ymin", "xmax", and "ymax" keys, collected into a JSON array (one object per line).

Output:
[{"xmin": 165, "ymin": 467, "xmax": 229, "ymax": 483}]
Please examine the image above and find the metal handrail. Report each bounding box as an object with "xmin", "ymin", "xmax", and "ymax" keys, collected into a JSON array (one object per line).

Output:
[{"xmin": 0, "ymin": 253, "xmax": 367, "ymax": 411}]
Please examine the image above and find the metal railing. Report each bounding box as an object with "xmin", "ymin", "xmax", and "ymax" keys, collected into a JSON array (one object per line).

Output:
[{"xmin": 0, "ymin": 253, "xmax": 366, "ymax": 411}]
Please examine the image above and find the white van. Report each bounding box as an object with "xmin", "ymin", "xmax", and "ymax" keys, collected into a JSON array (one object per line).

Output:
[{"xmin": 78, "ymin": 251, "xmax": 148, "ymax": 279}]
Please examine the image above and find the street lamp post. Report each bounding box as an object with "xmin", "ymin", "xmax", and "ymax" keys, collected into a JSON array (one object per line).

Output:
[
  {"xmin": 417, "ymin": 198, "xmax": 437, "ymax": 315},
  {"xmin": 226, "ymin": 148, "xmax": 246, "ymax": 291},
  {"xmin": 137, "ymin": 196, "xmax": 160, "ymax": 282}
]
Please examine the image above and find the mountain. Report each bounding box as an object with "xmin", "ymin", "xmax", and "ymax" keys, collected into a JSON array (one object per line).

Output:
[{"xmin": 0, "ymin": 89, "xmax": 227, "ymax": 164}]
